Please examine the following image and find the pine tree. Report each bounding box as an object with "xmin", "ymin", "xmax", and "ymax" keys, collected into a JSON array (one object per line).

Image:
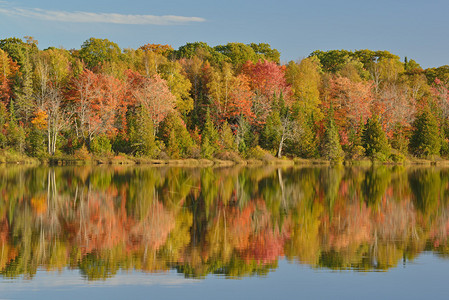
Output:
[
  {"xmin": 7, "ymin": 100, "xmax": 26, "ymax": 153},
  {"xmin": 0, "ymin": 102, "xmax": 7, "ymax": 148},
  {"xmin": 14, "ymin": 52, "xmax": 34, "ymax": 123},
  {"xmin": 90, "ymin": 135, "xmax": 112, "ymax": 155},
  {"xmin": 289, "ymin": 108, "xmax": 318, "ymax": 158},
  {"xmin": 390, "ymin": 123, "xmax": 409, "ymax": 154},
  {"xmin": 159, "ymin": 112, "xmax": 195, "ymax": 158},
  {"xmin": 220, "ymin": 121, "xmax": 236, "ymax": 151},
  {"xmin": 28, "ymin": 126, "xmax": 46, "ymax": 157},
  {"xmin": 167, "ymin": 129, "xmax": 181, "ymax": 158},
  {"xmin": 297, "ymin": 119, "xmax": 317, "ymax": 157},
  {"xmin": 410, "ymin": 108, "xmax": 441, "ymax": 157},
  {"xmin": 362, "ymin": 115, "xmax": 390, "ymax": 161},
  {"xmin": 235, "ymin": 116, "xmax": 252, "ymax": 155},
  {"xmin": 320, "ymin": 106, "xmax": 343, "ymax": 161},
  {"xmin": 201, "ymin": 109, "xmax": 219, "ymax": 158},
  {"xmin": 261, "ymin": 110, "xmax": 281, "ymax": 153},
  {"xmin": 129, "ymin": 106, "xmax": 158, "ymax": 157}
]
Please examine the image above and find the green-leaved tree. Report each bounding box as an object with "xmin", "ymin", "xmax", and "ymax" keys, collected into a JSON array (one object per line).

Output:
[
  {"xmin": 410, "ymin": 108, "xmax": 441, "ymax": 158},
  {"xmin": 320, "ymin": 106, "xmax": 343, "ymax": 162},
  {"xmin": 201, "ymin": 109, "xmax": 219, "ymax": 158},
  {"xmin": 362, "ymin": 115, "xmax": 391, "ymax": 161}
]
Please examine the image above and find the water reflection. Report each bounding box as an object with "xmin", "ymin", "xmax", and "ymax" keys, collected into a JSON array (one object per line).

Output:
[{"xmin": 0, "ymin": 165, "xmax": 449, "ymax": 280}]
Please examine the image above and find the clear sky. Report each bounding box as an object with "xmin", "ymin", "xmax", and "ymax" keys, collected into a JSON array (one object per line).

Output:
[{"xmin": 0, "ymin": 0, "xmax": 447, "ymax": 68}]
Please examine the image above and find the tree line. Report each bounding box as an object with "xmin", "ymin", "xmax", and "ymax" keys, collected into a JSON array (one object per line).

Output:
[{"xmin": 1, "ymin": 37, "xmax": 448, "ymax": 161}]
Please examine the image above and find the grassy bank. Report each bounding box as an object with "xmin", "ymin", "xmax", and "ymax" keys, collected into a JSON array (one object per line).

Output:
[
  {"xmin": 0, "ymin": 150, "xmax": 40, "ymax": 164},
  {"xmin": 2, "ymin": 149, "xmax": 449, "ymax": 167}
]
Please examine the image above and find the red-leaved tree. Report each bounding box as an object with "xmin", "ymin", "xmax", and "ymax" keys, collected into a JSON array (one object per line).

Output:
[
  {"xmin": 325, "ymin": 76, "xmax": 373, "ymax": 143},
  {"xmin": 241, "ymin": 60, "xmax": 291, "ymax": 125},
  {"xmin": 126, "ymin": 70, "xmax": 176, "ymax": 135},
  {"xmin": 68, "ymin": 69, "xmax": 124, "ymax": 144}
]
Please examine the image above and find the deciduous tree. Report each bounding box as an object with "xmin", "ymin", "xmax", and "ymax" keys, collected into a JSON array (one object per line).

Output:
[
  {"xmin": 0, "ymin": 49, "xmax": 19, "ymax": 104},
  {"xmin": 78, "ymin": 38, "xmax": 121, "ymax": 70},
  {"xmin": 127, "ymin": 70, "xmax": 176, "ymax": 136},
  {"xmin": 69, "ymin": 69, "xmax": 124, "ymax": 146},
  {"xmin": 286, "ymin": 57, "xmax": 322, "ymax": 120},
  {"xmin": 242, "ymin": 60, "xmax": 290, "ymax": 125}
]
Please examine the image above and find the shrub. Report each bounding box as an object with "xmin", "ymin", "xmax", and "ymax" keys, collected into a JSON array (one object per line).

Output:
[
  {"xmin": 390, "ymin": 151, "xmax": 405, "ymax": 163},
  {"xmin": 215, "ymin": 151, "xmax": 243, "ymax": 163},
  {"xmin": 247, "ymin": 146, "xmax": 275, "ymax": 161}
]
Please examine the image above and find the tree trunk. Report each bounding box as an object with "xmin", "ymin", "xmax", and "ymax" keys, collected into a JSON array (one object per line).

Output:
[
  {"xmin": 47, "ymin": 126, "xmax": 51, "ymax": 155},
  {"xmin": 277, "ymin": 131, "xmax": 286, "ymax": 158}
]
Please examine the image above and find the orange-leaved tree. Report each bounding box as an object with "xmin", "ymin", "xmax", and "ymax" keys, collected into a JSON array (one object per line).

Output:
[
  {"xmin": 0, "ymin": 49, "xmax": 19, "ymax": 104},
  {"xmin": 68, "ymin": 69, "xmax": 125, "ymax": 145}
]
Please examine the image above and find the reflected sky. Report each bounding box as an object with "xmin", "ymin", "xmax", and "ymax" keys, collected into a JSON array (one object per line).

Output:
[{"xmin": 0, "ymin": 254, "xmax": 448, "ymax": 300}]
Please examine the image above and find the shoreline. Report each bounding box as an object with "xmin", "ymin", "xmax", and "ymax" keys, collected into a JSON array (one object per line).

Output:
[{"xmin": 1, "ymin": 150, "xmax": 449, "ymax": 167}]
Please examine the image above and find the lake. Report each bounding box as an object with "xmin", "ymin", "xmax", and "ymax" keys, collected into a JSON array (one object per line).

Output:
[{"xmin": 0, "ymin": 165, "xmax": 449, "ymax": 299}]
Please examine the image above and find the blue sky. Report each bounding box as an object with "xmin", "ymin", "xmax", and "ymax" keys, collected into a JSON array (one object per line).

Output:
[{"xmin": 0, "ymin": 0, "xmax": 447, "ymax": 68}]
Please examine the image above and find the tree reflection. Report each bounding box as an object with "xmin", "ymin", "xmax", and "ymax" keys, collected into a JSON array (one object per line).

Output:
[{"xmin": 0, "ymin": 165, "xmax": 448, "ymax": 279}]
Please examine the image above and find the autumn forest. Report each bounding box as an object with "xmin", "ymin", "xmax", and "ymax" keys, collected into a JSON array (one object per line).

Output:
[{"xmin": 1, "ymin": 37, "xmax": 449, "ymax": 162}]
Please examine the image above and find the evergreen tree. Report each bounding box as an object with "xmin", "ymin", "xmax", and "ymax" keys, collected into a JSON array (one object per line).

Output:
[
  {"xmin": 296, "ymin": 119, "xmax": 317, "ymax": 158},
  {"xmin": 201, "ymin": 109, "xmax": 219, "ymax": 158},
  {"xmin": 235, "ymin": 116, "xmax": 254, "ymax": 155},
  {"xmin": 320, "ymin": 106, "xmax": 343, "ymax": 161},
  {"xmin": 289, "ymin": 107, "xmax": 318, "ymax": 158},
  {"xmin": 410, "ymin": 108, "xmax": 441, "ymax": 157},
  {"xmin": 220, "ymin": 121, "xmax": 236, "ymax": 151},
  {"xmin": 90, "ymin": 135, "xmax": 112, "ymax": 155},
  {"xmin": 201, "ymin": 135, "xmax": 214, "ymax": 159},
  {"xmin": 277, "ymin": 91, "xmax": 287, "ymax": 115},
  {"xmin": 0, "ymin": 102, "xmax": 7, "ymax": 148},
  {"xmin": 261, "ymin": 110, "xmax": 281, "ymax": 153},
  {"xmin": 159, "ymin": 112, "xmax": 195, "ymax": 158},
  {"xmin": 28, "ymin": 126, "xmax": 46, "ymax": 157},
  {"xmin": 167, "ymin": 129, "xmax": 181, "ymax": 158},
  {"xmin": 390, "ymin": 123, "xmax": 410, "ymax": 154},
  {"xmin": 7, "ymin": 100, "xmax": 26, "ymax": 153},
  {"xmin": 362, "ymin": 115, "xmax": 391, "ymax": 161},
  {"xmin": 14, "ymin": 51, "xmax": 34, "ymax": 123},
  {"xmin": 440, "ymin": 119, "xmax": 449, "ymax": 156},
  {"xmin": 128, "ymin": 106, "xmax": 158, "ymax": 157}
]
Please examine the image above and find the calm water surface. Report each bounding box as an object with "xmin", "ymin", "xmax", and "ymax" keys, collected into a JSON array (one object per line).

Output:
[{"xmin": 1, "ymin": 165, "xmax": 449, "ymax": 299}]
